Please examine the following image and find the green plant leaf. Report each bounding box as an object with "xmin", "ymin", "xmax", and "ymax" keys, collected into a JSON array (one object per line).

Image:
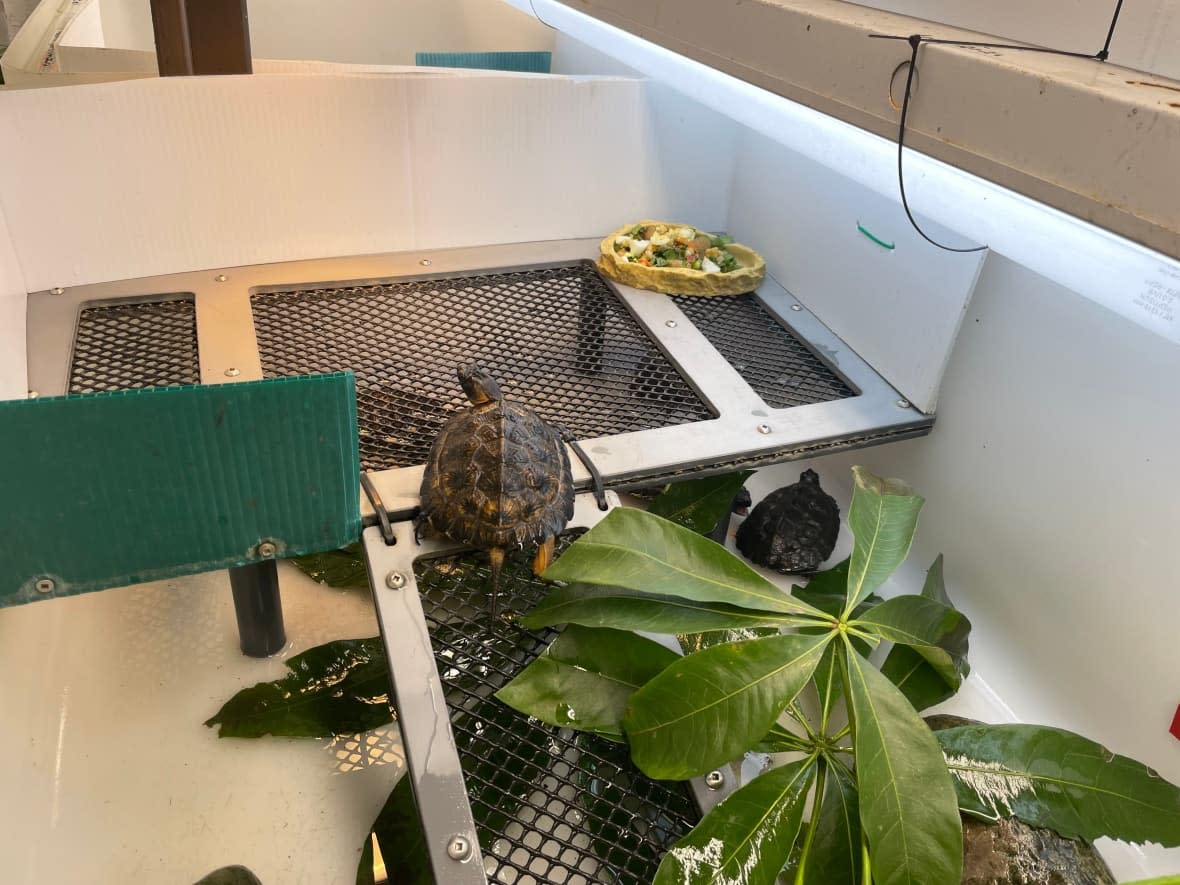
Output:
[
  {"xmin": 794, "ymin": 557, "xmax": 851, "ymax": 600},
  {"xmin": 357, "ymin": 776, "xmax": 431, "ymax": 885},
  {"xmin": 938, "ymin": 724, "xmax": 1180, "ymax": 845},
  {"xmin": 852, "ymin": 594, "xmax": 970, "ymax": 686},
  {"xmin": 204, "ymin": 637, "xmax": 393, "ymax": 738},
  {"xmin": 844, "ymin": 640, "xmax": 962, "ymax": 885},
  {"xmin": 844, "ymin": 466, "xmax": 924, "ymax": 613},
  {"xmin": 494, "ymin": 625, "xmax": 678, "ymax": 741},
  {"xmin": 653, "ymin": 757, "xmax": 817, "ymax": 885},
  {"xmin": 879, "ymin": 643, "xmax": 958, "ymax": 712},
  {"xmin": 624, "ymin": 631, "xmax": 832, "ymax": 779},
  {"xmin": 543, "ymin": 508, "xmax": 829, "ymax": 619},
  {"xmin": 921, "ymin": 553, "xmax": 951, "ymax": 605},
  {"xmin": 522, "ymin": 584, "xmax": 802, "ymax": 633},
  {"xmin": 289, "ymin": 542, "xmax": 370, "ymax": 590},
  {"xmin": 801, "ymin": 760, "xmax": 862, "ymax": 885},
  {"xmin": 647, "ymin": 470, "xmax": 753, "ymax": 534}
]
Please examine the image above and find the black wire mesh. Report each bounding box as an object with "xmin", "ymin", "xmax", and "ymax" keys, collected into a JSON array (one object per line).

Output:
[
  {"xmin": 413, "ymin": 536, "xmax": 699, "ymax": 885},
  {"xmin": 251, "ymin": 263, "xmax": 715, "ymax": 472},
  {"xmin": 68, "ymin": 297, "xmax": 199, "ymax": 393},
  {"xmin": 672, "ymin": 294, "xmax": 855, "ymax": 408}
]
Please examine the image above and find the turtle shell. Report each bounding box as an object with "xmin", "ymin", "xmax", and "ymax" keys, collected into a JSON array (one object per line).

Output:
[
  {"xmin": 734, "ymin": 469, "xmax": 839, "ymax": 574},
  {"xmin": 420, "ymin": 397, "xmax": 574, "ymax": 550}
]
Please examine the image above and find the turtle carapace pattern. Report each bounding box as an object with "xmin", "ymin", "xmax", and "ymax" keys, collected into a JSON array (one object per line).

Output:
[
  {"xmin": 419, "ymin": 365, "xmax": 576, "ymax": 619},
  {"xmin": 735, "ymin": 469, "xmax": 840, "ymax": 575}
]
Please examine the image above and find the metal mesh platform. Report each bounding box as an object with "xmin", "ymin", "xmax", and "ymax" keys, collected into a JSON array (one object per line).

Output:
[
  {"xmin": 672, "ymin": 294, "xmax": 855, "ymax": 408},
  {"xmin": 413, "ymin": 538, "xmax": 699, "ymax": 885},
  {"xmin": 68, "ymin": 297, "xmax": 199, "ymax": 393},
  {"xmin": 251, "ymin": 263, "xmax": 715, "ymax": 472}
]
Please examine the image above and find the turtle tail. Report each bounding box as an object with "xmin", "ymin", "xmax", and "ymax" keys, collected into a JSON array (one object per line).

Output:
[{"xmin": 488, "ymin": 547, "xmax": 505, "ymax": 621}]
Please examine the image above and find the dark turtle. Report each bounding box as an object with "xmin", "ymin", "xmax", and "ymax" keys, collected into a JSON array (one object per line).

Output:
[
  {"xmin": 734, "ymin": 469, "xmax": 839, "ymax": 574},
  {"xmin": 419, "ymin": 365, "xmax": 602, "ymax": 618}
]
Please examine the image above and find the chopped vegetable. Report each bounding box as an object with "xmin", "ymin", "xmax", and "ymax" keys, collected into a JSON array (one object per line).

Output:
[{"xmin": 612, "ymin": 223, "xmax": 743, "ymax": 273}]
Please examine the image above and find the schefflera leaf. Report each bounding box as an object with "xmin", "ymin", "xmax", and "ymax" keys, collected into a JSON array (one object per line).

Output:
[
  {"xmin": 844, "ymin": 642, "xmax": 963, "ymax": 885},
  {"xmin": 938, "ymin": 724, "xmax": 1180, "ymax": 846},
  {"xmin": 646, "ymin": 470, "xmax": 753, "ymax": 535},
  {"xmin": 800, "ymin": 761, "xmax": 862, "ymax": 885},
  {"xmin": 543, "ymin": 508, "xmax": 828, "ymax": 621},
  {"xmin": 624, "ymin": 631, "xmax": 832, "ymax": 780},
  {"xmin": 654, "ymin": 757, "xmax": 817, "ymax": 885},
  {"xmin": 494, "ymin": 625, "xmax": 678, "ymax": 741},
  {"xmin": 844, "ymin": 466, "xmax": 925, "ymax": 613}
]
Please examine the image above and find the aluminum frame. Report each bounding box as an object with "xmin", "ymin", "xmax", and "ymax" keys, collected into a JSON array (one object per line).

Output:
[{"xmin": 25, "ymin": 238, "xmax": 932, "ymax": 520}]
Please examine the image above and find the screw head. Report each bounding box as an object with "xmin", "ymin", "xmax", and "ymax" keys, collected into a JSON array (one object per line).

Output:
[
  {"xmin": 49, "ymin": 287, "xmax": 65, "ymax": 296},
  {"xmin": 664, "ymin": 319, "xmax": 678, "ymax": 328},
  {"xmin": 419, "ymin": 259, "xmax": 432, "ymax": 267},
  {"xmin": 224, "ymin": 368, "xmax": 241, "ymax": 377},
  {"xmin": 756, "ymin": 423, "xmax": 772, "ymax": 435},
  {"xmin": 704, "ymin": 770, "xmax": 725, "ymax": 790},
  {"xmin": 896, "ymin": 399, "xmax": 911, "ymax": 409},
  {"xmin": 214, "ymin": 274, "xmax": 228, "ymax": 282},
  {"xmin": 790, "ymin": 304, "xmax": 803, "ymax": 312},
  {"xmin": 27, "ymin": 390, "xmax": 39, "ymax": 399},
  {"xmin": 446, "ymin": 835, "xmax": 472, "ymax": 861},
  {"xmin": 385, "ymin": 571, "xmax": 406, "ymax": 590},
  {"xmin": 256, "ymin": 541, "xmax": 277, "ymax": 558},
  {"xmin": 34, "ymin": 578, "xmax": 55, "ymax": 594}
]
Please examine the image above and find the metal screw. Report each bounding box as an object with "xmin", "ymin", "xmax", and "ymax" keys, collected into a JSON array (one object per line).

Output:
[
  {"xmin": 664, "ymin": 319, "xmax": 678, "ymax": 328},
  {"xmin": 49, "ymin": 287, "xmax": 65, "ymax": 296},
  {"xmin": 385, "ymin": 571, "xmax": 406, "ymax": 590},
  {"xmin": 704, "ymin": 770, "xmax": 725, "ymax": 790},
  {"xmin": 224, "ymin": 368, "xmax": 241, "ymax": 377},
  {"xmin": 790, "ymin": 304, "xmax": 803, "ymax": 312},
  {"xmin": 446, "ymin": 835, "xmax": 472, "ymax": 861},
  {"xmin": 756, "ymin": 423, "xmax": 772, "ymax": 435},
  {"xmin": 34, "ymin": 578, "xmax": 55, "ymax": 594},
  {"xmin": 896, "ymin": 399, "xmax": 911, "ymax": 409},
  {"xmin": 419, "ymin": 259, "xmax": 432, "ymax": 267},
  {"xmin": 256, "ymin": 541, "xmax": 277, "ymax": 558},
  {"xmin": 214, "ymin": 274, "xmax": 228, "ymax": 282},
  {"xmin": 27, "ymin": 390, "xmax": 38, "ymax": 399}
]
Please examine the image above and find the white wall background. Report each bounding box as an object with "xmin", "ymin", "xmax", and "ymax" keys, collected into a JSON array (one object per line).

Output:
[{"xmin": 850, "ymin": 0, "xmax": 1180, "ymax": 80}]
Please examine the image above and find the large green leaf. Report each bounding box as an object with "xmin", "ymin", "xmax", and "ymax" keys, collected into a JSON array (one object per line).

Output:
[
  {"xmin": 852, "ymin": 594, "xmax": 970, "ymax": 686},
  {"xmin": 653, "ymin": 757, "xmax": 817, "ymax": 885},
  {"xmin": 494, "ymin": 625, "xmax": 678, "ymax": 741},
  {"xmin": 205, "ymin": 637, "xmax": 393, "ymax": 738},
  {"xmin": 544, "ymin": 508, "xmax": 828, "ymax": 619},
  {"xmin": 647, "ymin": 471, "xmax": 753, "ymax": 534},
  {"xmin": 938, "ymin": 724, "xmax": 1180, "ymax": 845},
  {"xmin": 522, "ymin": 584, "xmax": 803, "ymax": 633},
  {"xmin": 879, "ymin": 644, "xmax": 958, "ymax": 712},
  {"xmin": 844, "ymin": 466, "xmax": 924, "ymax": 613},
  {"xmin": 844, "ymin": 641, "xmax": 962, "ymax": 885},
  {"xmin": 357, "ymin": 776, "xmax": 431, "ymax": 885},
  {"xmin": 290, "ymin": 542, "xmax": 370, "ymax": 590},
  {"xmin": 801, "ymin": 760, "xmax": 862, "ymax": 885},
  {"xmin": 624, "ymin": 632, "xmax": 831, "ymax": 779}
]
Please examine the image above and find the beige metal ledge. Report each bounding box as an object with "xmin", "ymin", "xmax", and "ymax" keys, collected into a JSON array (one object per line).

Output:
[{"xmin": 560, "ymin": 0, "xmax": 1180, "ymax": 259}]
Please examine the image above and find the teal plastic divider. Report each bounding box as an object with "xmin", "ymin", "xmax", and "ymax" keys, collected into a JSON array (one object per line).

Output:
[
  {"xmin": 0, "ymin": 373, "xmax": 360, "ymax": 607},
  {"xmin": 415, "ymin": 51, "xmax": 552, "ymax": 73}
]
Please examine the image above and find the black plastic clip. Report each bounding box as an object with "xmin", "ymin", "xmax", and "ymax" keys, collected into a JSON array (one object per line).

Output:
[{"xmin": 360, "ymin": 472, "xmax": 396, "ymax": 546}]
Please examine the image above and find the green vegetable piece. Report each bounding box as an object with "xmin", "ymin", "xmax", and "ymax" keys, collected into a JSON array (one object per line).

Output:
[{"xmin": 289, "ymin": 542, "xmax": 370, "ymax": 590}]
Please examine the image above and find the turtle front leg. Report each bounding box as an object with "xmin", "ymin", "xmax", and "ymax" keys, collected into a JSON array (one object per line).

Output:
[
  {"xmin": 532, "ymin": 535, "xmax": 556, "ymax": 576},
  {"xmin": 488, "ymin": 546, "xmax": 505, "ymax": 621}
]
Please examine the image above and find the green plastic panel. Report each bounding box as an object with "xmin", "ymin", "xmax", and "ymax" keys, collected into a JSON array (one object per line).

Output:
[
  {"xmin": 1, "ymin": 374, "xmax": 360, "ymax": 607},
  {"xmin": 415, "ymin": 51, "xmax": 552, "ymax": 72}
]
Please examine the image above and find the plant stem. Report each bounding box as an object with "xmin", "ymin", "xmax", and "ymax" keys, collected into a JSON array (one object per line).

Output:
[
  {"xmin": 793, "ymin": 755, "xmax": 828, "ymax": 885},
  {"xmin": 830, "ymin": 724, "xmax": 850, "ymax": 741},
  {"xmin": 788, "ymin": 701, "xmax": 818, "ymax": 740},
  {"xmin": 861, "ymin": 833, "xmax": 873, "ymax": 885}
]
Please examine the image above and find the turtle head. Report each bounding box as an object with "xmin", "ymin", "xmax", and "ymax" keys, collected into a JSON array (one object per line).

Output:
[{"xmin": 457, "ymin": 364, "xmax": 503, "ymax": 405}]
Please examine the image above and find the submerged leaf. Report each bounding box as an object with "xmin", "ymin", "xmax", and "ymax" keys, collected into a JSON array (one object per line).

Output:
[
  {"xmin": 543, "ymin": 508, "xmax": 828, "ymax": 619},
  {"xmin": 495, "ymin": 625, "xmax": 678, "ymax": 740},
  {"xmin": 938, "ymin": 724, "xmax": 1180, "ymax": 846},
  {"xmin": 647, "ymin": 471, "xmax": 753, "ymax": 535},
  {"xmin": 357, "ymin": 776, "xmax": 431, "ymax": 885},
  {"xmin": 844, "ymin": 466, "xmax": 924, "ymax": 612},
  {"xmin": 654, "ymin": 757, "xmax": 817, "ymax": 885},
  {"xmin": 624, "ymin": 632, "xmax": 831, "ymax": 779},
  {"xmin": 844, "ymin": 641, "xmax": 962, "ymax": 885},
  {"xmin": 290, "ymin": 543, "xmax": 370, "ymax": 590},
  {"xmin": 522, "ymin": 584, "xmax": 802, "ymax": 634},
  {"xmin": 205, "ymin": 637, "xmax": 393, "ymax": 738}
]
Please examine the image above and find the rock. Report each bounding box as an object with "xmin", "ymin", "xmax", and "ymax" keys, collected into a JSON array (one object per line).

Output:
[{"xmin": 925, "ymin": 715, "xmax": 1116, "ymax": 885}]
